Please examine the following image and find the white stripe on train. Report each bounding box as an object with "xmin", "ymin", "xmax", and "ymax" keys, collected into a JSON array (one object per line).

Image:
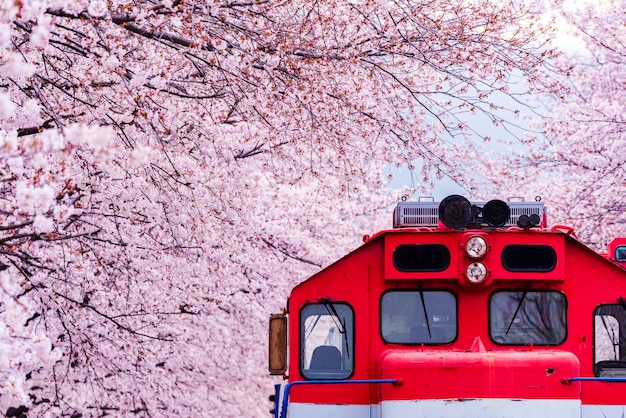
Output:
[{"xmin": 288, "ymin": 399, "xmax": 626, "ymax": 418}]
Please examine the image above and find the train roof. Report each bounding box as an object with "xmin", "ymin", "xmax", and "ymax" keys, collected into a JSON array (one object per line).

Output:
[{"xmin": 291, "ymin": 196, "xmax": 626, "ymax": 296}]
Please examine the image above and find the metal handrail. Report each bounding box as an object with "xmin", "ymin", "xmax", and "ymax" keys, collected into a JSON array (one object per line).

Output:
[
  {"xmin": 279, "ymin": 379, "xmax": 400, "ymax": 418},
  {"xmin": 567, "ymin": 376, "xmax": 626, "ymax": 383}
]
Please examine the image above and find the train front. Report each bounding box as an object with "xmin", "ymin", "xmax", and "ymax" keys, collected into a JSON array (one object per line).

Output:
[{"xmin": 268, "ymin": 195, "xmax": 626, "ymax": 418}]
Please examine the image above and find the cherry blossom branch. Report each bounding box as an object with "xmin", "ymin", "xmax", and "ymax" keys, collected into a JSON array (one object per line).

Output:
[
  {"xmin": 111, "ymin": 20, "xmax": 197, "ymax": 50},
  {"xmin": 261, "ymin": 237, "xmax": 321, "ymax": 267},
  {"xmin": 234, "ymin": 141, "xmax": 265, "ymax": 159},
  {"xmin": 17, "ymin": 119, "xmax": 55, "ymax": 137},
  {"xmin": 0, "ymin": 229, "xmax": 100, "ymax": 245},
  {"xmin": 51, "ymin": 290, "xmax": 173, "ymax": 341}
]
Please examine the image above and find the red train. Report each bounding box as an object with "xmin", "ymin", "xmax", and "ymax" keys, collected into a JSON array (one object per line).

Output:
[{"xmin": 268, "ymin": 195, "xmax": 626, "ymax": 418}]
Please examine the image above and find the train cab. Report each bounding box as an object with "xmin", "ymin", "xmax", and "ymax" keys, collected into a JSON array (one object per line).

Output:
[{"xmin": 268, "ymin": 195, "xmax": 626, "ymax": 418}]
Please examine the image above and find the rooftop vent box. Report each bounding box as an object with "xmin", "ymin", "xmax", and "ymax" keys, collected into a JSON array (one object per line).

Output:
[{"xmin": 393, "ymin": 200, "xmax": 545, "ymax": 229}]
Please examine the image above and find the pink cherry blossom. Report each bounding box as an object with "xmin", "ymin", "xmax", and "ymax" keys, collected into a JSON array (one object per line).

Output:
[
  {"xmin": 474, "ymin": 0, "xmax": 625, "ymax": 249},
  {"xmin": 87, "ymin": 0, "xmax": 108, "ymax": 18},
  {"xmin": 0, "ymin": 0, "xmax": 602, "ymax": 416},
  {"xmin": 0, "ymin": 94, "xmax": 16, "ymax": 119}
]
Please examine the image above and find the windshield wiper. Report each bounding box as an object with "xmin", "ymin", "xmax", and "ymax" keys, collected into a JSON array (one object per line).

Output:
[
  {"xmin": 506, "ymin": 290, "xmax": 528, "ymax": 336},
  {"xmin": 419, "ymin": 288, "xmax": 432, "ymax": 338},
  {"xmin": 320, "ymin": 296, "xmax": 350, "ymax": 359}
]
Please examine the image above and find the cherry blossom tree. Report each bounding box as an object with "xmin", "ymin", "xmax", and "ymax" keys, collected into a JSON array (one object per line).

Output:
[
  {"xmin": 477, "ymin": 0, "xmax": 625, "ymax": 249},
  {"xmin": 1, "ymin": 0, "xmax": 564, "ymax": 415}
]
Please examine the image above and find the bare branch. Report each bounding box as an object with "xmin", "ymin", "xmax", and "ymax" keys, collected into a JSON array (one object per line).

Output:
[
  {"xmin": 234, "ymin": 141, "xmax": 265, "ymax": 159},
  {"xmin": 51, "ymin": 291, "xmax": 174, "ymax": 341},
  {"xmin": 261, "ymin": 238, "xmax": 321, "ymax": 267}
]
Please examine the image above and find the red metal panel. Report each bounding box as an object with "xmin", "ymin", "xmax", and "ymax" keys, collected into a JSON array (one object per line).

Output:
[
  {"xmin": 490, "ymin": 232, "xmax": 565, "ymax": 281},
  {"xmin": 378, "ymin": 347, "xmax": 581, "ymax": 401},
  {"xmin": 384, "ymin": 229, "xmax": 565, "ymax": 282},
  {"xmin": 383, "ymin": 231, "xmax": 459, "ymax": 280}
]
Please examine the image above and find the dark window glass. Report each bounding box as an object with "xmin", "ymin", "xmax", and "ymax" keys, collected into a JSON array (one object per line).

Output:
[
  {"xmin": 381, "ymin": 290, "xmax": 456, "ymax": 344},
  {"xmin": 300, "ymin": 303, "xmax": 353, "ymax": 379},
  {"xmin": 489, "ymin": 291, "xmax": 566, "ymax": 345},
  {"xmin": 393, "ymin": 244, "xmax": 450, "ymax": 272},
  {"xmin": 502, "ymin": 245, "xmax": 557, "ymax": 272},
  {"xmin": 594, "ymin": 304, "xmax": 626, "ymax": 377}
]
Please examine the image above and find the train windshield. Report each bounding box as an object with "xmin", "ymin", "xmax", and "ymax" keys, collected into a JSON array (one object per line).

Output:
[
  {"xmin": 489, "ymin": 291, "xmax": 567, "ymax": 345},
  {"xmin": 594, "ymin": 304, "xmax": 626, "ymax": 377},
  {"xmin": 380, "ymin": 290, "xmax": 457, "ymax": 344},
  {"xmin": 300, "ymin": 302, "xmax": 354, "ymax": 379}
]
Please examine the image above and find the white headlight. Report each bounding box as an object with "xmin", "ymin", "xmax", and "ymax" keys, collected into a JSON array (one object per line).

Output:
[
  {"xmin": 466, "ymin": 262, "xmax": 487, "ymax": 284},
  {"xmin": 466, "ymin": 236, "xmax": 488, "ymax": 259}
]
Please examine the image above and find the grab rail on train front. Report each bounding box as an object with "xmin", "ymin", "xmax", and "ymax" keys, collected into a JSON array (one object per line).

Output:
[
  {"xmin": 565, "ymin": 376, "xmax": 626, "ymax": 383},
  {"xmin": 279, "ymin": 378, "xmax": 401, "ymax": 418}
]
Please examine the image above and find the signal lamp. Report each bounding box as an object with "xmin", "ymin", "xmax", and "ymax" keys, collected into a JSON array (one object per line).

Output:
[
  {"xmin": 529, "ymin": 213, "xmax": 541, "ymax": 226},
  {"xmin": 439, "ymin": 195, "xmax": 472, "ymax": 229},
  {"xmin": 466, "ymin": 262, "xmax": 488, "ymax": 284},
  {"xmin": 483, "ymin": 199, "xmax": 510, "ymax": 227},
  {"xmin": 517, "ymin": 214, "xmax": 530, "ymax": 228},
  {"xmin": 517, "ymin": 213, "xmax": 541, "ymax": 228},
  {"xmin": 465, "ymin": 236, "xmax": 488, "ymax": 259}
]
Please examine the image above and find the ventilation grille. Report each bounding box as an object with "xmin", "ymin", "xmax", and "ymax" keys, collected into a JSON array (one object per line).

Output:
[
  {"xmin": 393, "ymin": 201, "xmax": 545, "ymax": 228},
  {"xmin": 393, "ymin": 202, "xmax": 440, "ymax": 228}
]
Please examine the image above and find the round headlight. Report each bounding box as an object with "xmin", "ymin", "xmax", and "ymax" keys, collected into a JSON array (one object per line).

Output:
[
  {"xmin": 466, "ymin": 262, "xmax": 488, "ymax": 284},
  {"xmin": 466, "ymin": 236, "xmax": 487, "ymax": 259}
]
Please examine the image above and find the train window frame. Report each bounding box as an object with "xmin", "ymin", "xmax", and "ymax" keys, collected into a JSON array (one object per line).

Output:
[
  {"xmin": 501, "ymin": 245, "xmax": 557, "ymax": 272},
  {"xmin": 489, "ymin": 290, "xmax": 567, "ymax": 346},
  {"xmin": 593, "ymin": 304, "xmax": 626, "ymax": 378},
  {"xmin": 299, "ymin": 301, "xmax": 355, "ymax": 380},
  {"xmin": 392, "ymin": 244, "xmax": 451, "ymax": 272},
  {"xmin": 380, "ymin": 289, "xmax": 458, "ymax": 345}
]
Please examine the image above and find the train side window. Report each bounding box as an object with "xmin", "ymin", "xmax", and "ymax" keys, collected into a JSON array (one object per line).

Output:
[
  {"xmin": 594, "ymin": 304, "xmax": 626, "ymax": 377},
  {"xmin": 300, "ymin": 302, "xmax": 354, "ymax": 380},
  {"xmin": 380, "ymin": 290, "xmax": 457, "ymax": 344},
  {"xmin": 489, "ymin": 291, "xmax": 567, "ymax": 345}
]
